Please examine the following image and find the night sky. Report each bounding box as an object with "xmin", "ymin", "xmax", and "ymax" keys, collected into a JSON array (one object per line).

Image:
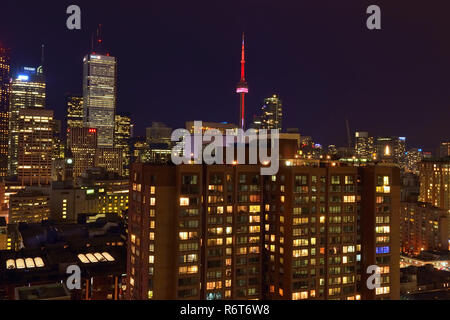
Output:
[{"xmin": 1, "ymin": 0, "xmax": 449, "ymax": 152}]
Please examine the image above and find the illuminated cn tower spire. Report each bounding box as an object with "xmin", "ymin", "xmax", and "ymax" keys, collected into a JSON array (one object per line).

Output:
[{"xmin": 236, "ymin": 33, "xmax": 248, "ymax": 130}]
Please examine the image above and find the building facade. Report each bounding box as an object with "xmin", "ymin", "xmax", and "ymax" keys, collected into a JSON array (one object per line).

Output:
[
  {"xmin": 17, "ymin": 108, "xmax": 53, "ymax": 186},
  {"xmin": 67, "ymin": 127, "xmax": 98, "ymax": 180},
  {"xmin": 9, "ymin": 190, "xmax": 50, "ymax": 224},
  {"xmin": 419, "ymin": 159, "xmax": 450, "ymax": 236},
  {"xmin": 126, "ymin": 162, "xmax": 400, "ymax": 300}
]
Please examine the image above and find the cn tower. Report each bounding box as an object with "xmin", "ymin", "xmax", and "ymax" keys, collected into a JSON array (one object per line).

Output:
[{"xmin": 236, "ymin": 33, "xmax": 248, "ymax": 130}]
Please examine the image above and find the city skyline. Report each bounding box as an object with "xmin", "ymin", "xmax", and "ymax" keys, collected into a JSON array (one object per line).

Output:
[
  {"xmin": 0, "ymin": 1, "xmax": 450, "ymax": 304},
  {"xmin": 1, "ymin": 1, "xmax": 449, "ymax": 151}
]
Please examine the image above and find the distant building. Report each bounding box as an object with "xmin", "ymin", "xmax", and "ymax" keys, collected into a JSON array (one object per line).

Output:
[
  {"xmin": 419, "ymin": 158, "xmax": 450, "ymax": 236},
  {"xmin": 146, "ymin": 122, "xmax": 172, "ymax": 146},
  {"xmin": 401, "ymin": 201, "xmax": 448, "ymax": 255},
  {"xmin": 67, "ymin": 127, "xmax": 97, "ymax": 180},
  {"xmin": 440, "ymin": 142, "xmax": 450, "ymax": 158},
  {"xmin": 114, "ymin": 114, "xmax": 132, "ymax": 177},
  {"xmin": 66, "ymin": 96, "xmax": 83, "ymax": 129},
  {"xmin": 354, "ymin": 131, "xmax": 374, "ymax": 160},
  {"xmin": 94, "ymin": 148, "xmax": 123, "ymax": 177},
  {"xmin": 252, "ymin": 94, "xmax": 283, "ymax": 131},
  {"xmin": 0, "ymin": 47, "xmax": 10, "ymax": 178},
  {"xmin": 17, "ymin": 108, "xmax": 54, "ymax": 186},
  {"xmin": 9, "ymin": 189, "xmax": 50, "ymax": 224},
  {"xmin": 185, "ymin": 121, "xmax": 237, "ymax": 135},
  {"xmin": 9, "ymin": 66, "xmax": 46, "ymax": 176},
  {"xmin": 374, "ymin": 136, "xmax": 406, "ymax": 170},
  {"xmin": 405, "ymin": 148, "xmax": 423, "ymax": 175},
  {"xmin": 83, "ymin": 53, "xmax": 116, "ymax": 148},
  {"xmin": 66, "ymin": 95, "xmax": 84, "ymax": 131}
]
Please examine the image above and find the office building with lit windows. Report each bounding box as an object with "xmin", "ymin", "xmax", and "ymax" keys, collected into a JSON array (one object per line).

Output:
[
  {"xmin": 374, "ymin": 136, "xmax": 406, "ymax": 170},
  {"xmin": 0, "ymin": 47, "xmax": 10, "ymax": 178},
  {"xmin": 66, "ymin": 95, "xmax": 84, "ymax": 131},
  {"xmin": 9, "ymin": 66, "xmax": 46, "ymax": 176},
  {"xmin": 9, "ymin": 189, "xmax": 50, "ymax": 224},
  {"xmin": 67, "ymin": 127, "xmax": 98, "ymax": 180},
  {"xmin": 354, "ymin": 131, "xmax": 374, "ymax": 160},
  {"xmin": 83, "ymin": 54, "xmax": 117, "ymax": 148},
  {"xmin": 17, "ymin": 108, "xmax": 53, "ymax": 186},
  {"xmin": 405, "ymin": 148, "xmax": 423, "ymax": 175},
  {"xmin": 95, "ymin": 148, "xmax": 123, "ymax": 177},
  {"xmin": 114, "ymin": 113, "xmax": 132, "ymax": 177},
  {"xmin": 126, "ymin": 161, "xmax": 400, "ymax": 300}
]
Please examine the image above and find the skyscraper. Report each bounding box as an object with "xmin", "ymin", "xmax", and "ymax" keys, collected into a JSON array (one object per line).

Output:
[
  {"xmin": 9, "ymin": 66, "xmax": 46, "ymax": 176},
  {"xmin": 83, "ymin": 31, "xmax": 117, "ymax": 148},
  {"xmin": 66, "ymin": 95, "xmax": 84, "ymax": 131},
  {"xmin": 236, "ymin": 34, "xmax": 248, "ymax": 130},
  {"xmin": 17, "ymin": 108, "xmax": 54, "ymax": 186},
  {"xmin": 0, "ymin": 47, "xmax": 10, "ymax": 178},
  {"xmin": 114, "ymin": 113, "xmax": 132, "ymax": 177},
  {"xmin": 253, "ymin": 94, "xmax": 283, "ymax": 131}
]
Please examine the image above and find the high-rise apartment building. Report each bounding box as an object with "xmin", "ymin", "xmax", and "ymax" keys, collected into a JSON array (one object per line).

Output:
[
  {"xmin": 115, "ymin": 113, "xmax": 132, "ymax": 177},
  {"xmin": 67, "ymin": 127, "xmax": 98, "ymax": 180},
  {"xmin": 127, "ymin": 164, "xmax": 264, "ymax": 300},
  {"xmin": 0, "ymin": 47, "xmax": 10, "ymax": 178},
  {"xmin": 83, "ymin": 54, "xmax": 117, "ymax": 148},
  {"xmin": 419, "ymin": 159, "xmax": 450, "ymax": 236},
  {"xmin": 264, "ymin": 164, "xmax": 399, "ymax": 300},
  {"xmin": 9, "ymin": 66, "xmax": 46, "ymax": 176},
  {"xmin": 17, "ymin": 108, "xmax": 53, "ymax": 186},
  {"xmin": 66, "ymin": 95, "xmax": 84, "ymax": 131},
  {"xmin": 253, "ymin": 95, "xmax": 283, "ymax": 131},
  {"xmin": 126, "ymin": 161, "xmax": 400, "ymax": 300}
]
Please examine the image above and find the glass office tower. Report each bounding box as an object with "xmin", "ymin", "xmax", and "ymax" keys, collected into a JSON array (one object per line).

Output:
[{"xmin": 83, "ymin": 54, "xmax": 117, "ymax": 148}]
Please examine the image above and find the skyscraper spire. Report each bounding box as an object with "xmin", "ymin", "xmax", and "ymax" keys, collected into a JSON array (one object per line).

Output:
[{"xmin": 236, "ymin": 33, "xmax": 249, "ymax": 130}]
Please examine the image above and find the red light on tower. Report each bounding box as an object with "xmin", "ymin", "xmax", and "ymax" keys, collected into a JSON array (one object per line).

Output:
[{"xmin": 236, "ymin": 33, "xmax": 248, "ymax": 130}]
